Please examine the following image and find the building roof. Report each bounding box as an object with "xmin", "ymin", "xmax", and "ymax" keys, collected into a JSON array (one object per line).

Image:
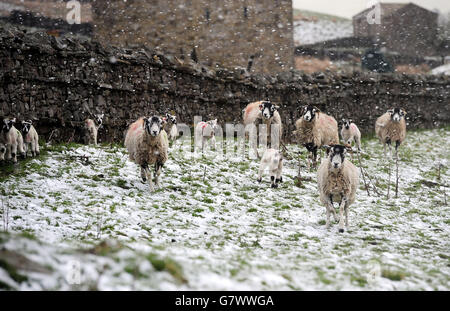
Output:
[{"xmin": 353, "ymin": 2, "xmax": 435, "ymax": 20}]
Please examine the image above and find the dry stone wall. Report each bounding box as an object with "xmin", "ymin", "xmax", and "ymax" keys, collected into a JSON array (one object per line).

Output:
[{"xmin": 0, "ymin": 26, "xmax": 449, "ymax": 144}]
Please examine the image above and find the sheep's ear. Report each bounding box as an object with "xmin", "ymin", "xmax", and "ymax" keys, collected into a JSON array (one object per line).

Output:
[
  {"xmin": 313, "ymin": 106, "xmax": 320, "ymax": 112},
  {"xmin": 401, "ymin": 109, "xmax": 407, "ymax": 116},
  {"xmin": 387, "ymin": 109, "xmax": 394, "ymax": 114},
  {"xmin": 11, "ymin": 118, "xmax": 16, "ymax": 123},
  {"xmin": 27, "ymin": 119, "xmax": 33, "ymax": 124},
  {"xmin": 274, "ymin": 105, "xmax": 280, "ymax": 110},
  {"xmin": 259, "ymin": 103, "xmax": 264, "ymax": 111}
]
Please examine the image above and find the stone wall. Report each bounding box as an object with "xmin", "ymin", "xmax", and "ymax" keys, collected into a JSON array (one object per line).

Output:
[
  {"xmin": 91, "ymin": 0, "xmax": 294, "ymax": 74},
  {"xmin": 0, "ymin": 26, "xmax": 449, "ymax": 144}
]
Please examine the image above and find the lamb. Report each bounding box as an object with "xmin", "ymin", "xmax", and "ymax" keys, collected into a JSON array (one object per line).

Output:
[
  {"xmin": 340, "ymin": 119, "xmax": 361, "ymax": 151},
  {"xmin": 375, "ymin": 108, "xmax": 407, "ymax": 157},
  {"xmin": 257, "ymin": 148, "xmax": 283, "ymax": 188},
  {"xmin": 124, "ymin": 116, "xmax": 169, "ymax": 192},
  {"xmin": 195, "ymin": 119, "xmax": 218, "ymax": 152},
  {"xmin": 164, "ymin": 113, "xmax": 178, "ymax": 141},
  {"xmin": 317, "ymin": 145, "xmax": 359, "ymax": 232},
  {"xmin": 1, "ymin": 118, "xmax": 25, "ymax": 163},
  {"xmin": 242, "ymin": 100, "xmax": 282, "ymax": 158},
  {"xmin": 294, "ymin": 105, "xmax": 339, "ymax": 169},
  {"xmin": 21, "ymin": 120, "xmax": 40, "ymax": 157},
  {"xmin": 85, "ymin": 113, "xmax": 104, "ymax": 145}
]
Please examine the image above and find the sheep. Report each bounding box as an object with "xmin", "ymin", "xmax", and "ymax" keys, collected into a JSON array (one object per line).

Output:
[
  {"xmin": 0, "ymin": 143, "xmax": 5, "ymax": 161},
  {"xmin": 375, "ymin": 108, "xmax": 407, "ymax": 158},
  {"xmin": 195, "ymin": 119, "xmax": 218, "ymax": 152},
  {"xmin": 21, "ymin": 120, "xmax": 40, "ymax": 157},
  {"xmin": 85, "ymin": 113, "xmax": 104, "ymax": 145},
  {"xmin": 242, "ymin": 100, "xmax": 282, "ymax": 158},
  {"xmin": 1, "ymin": 118, "xmax": 25, "ymax": 163},
  {"xmin": 257, "ymin": 148, "xmax": 283, "ymax": 188},
  {"xmin": 294, "ymin": 105, "xmax": 339, "ymax": 169},
  {"xmin": 124, "ymin": 116, "xmax": 169, "ymax": 192},
  {"xmin": 317, "ymin": 144, "xmax": 359, "ymax": 232},
  {"xmin": 340, "ymin": 119, "xmax": 361, "ymax": 151},
  {"xmin": 164, "ymin": 113, "xmax": 178, "ymax": 141}
]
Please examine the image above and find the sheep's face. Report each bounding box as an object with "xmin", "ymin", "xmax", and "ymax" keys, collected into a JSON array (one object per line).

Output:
[
  {"xmin": 259, "ymin": 101, "xmax": 279, "ymax": 120},
  {"xmin": 0, "ymin": 143, "xmax": 5, "ymax": 161},
  {"xmin": 144, "ymin": 116, "xmax": 164, "ymax": 137},
  {"xmin": 303, "ymin": 106, "xmax": 319, "ymax": 122},
  {"xmin": 207, "ymin": 119, "xmax": 218, "ymax": 129},
  {"xmin": 342, "ymin": 119, "xmax": 351, "ymax": 130},
  {"xmin": 328, "ymin": 145, "xmax": 347, "ymax": 170},
  {"xmin": 1, "ymin": 118, "xmax": 15, "ymax": 133},
  {"xmin": 21, "ymin": 120, "xmax": 32, "ymax": 135},
  {"xmin": 388, "ymin": 108, "xmax": 406, "ymax": 122},
  {"xmin": 95, "ymin": 114, "xmax": 104, "ymax": 126},
  {"xmin": 166, "ymin": 113, "xmax": 177, "ymax": 124}
]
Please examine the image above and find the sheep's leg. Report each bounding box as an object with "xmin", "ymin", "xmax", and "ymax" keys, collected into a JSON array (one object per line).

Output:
[
  {"xmin": 338, "ymin": 197, "xmax": 348, "ymax": 233},
  {"xmin": 146, "ymin": 166, "xmax": 154, "ymax": 192},
  {"xmin": 276, "ymin": 160, "xmax": 283, "ymax": 184},
  {"xmin": 312, "ymin": 147, "xmax": 318, "ymax": 169},
  {"xmin": 11, "ymin": 143, "xmax": 17, "ymax": 163},
  {"xmin": 210, "ymin": 135, "xmax": 216, "ymax": 150},
  {"xmin": 155, "ymin": 162, "xmax": 163, "ymax": 188},
  {"xmin": 324, "ymin": 196, "xmax": 335, "ymax": 229},
  {"xmin": 270, "ymin": 174, "xmax": 278, "ymax": 188},
  {"xmin": 201, "ymin": 137, "xmax": 206, "ymax": 153},
  {"xmin": 345, "ymin": 203, "xmax": 349, "ymax": 229},
  {"xmin": 257, "ymin": 162, "xmax": 266, "ymax": 183},
  {"xmin": 140, "ymin": 165, "xmax": 147, "ymax": 183},
  {"xmin": 34, "ymin": 139, "xmax": 40, "ymax": 156},
  {"xmin": 395, "ymin": 143, "xmax": 400, "ymax": 198}
]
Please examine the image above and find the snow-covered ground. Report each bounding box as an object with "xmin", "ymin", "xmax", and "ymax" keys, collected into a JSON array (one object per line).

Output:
[
  {"xmin": 0, "ymin": 128, "xmax": 449, "ymax": 290},
  {"xmin": 294, "ymin": 19, "xmax": 353, "ymax": 45}
]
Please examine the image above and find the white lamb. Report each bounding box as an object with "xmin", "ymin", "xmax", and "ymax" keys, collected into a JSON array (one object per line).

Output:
[
  {"xmin": 1, "ymin": 118, "xmax": 25, "ymax": 163},
  {"xmin": 21, "ymin": 120, "xmax": 40, "ymax": 157},
  {"xmin": 85, "ymin": 113, "xmax": 104, "ymax": 146},
  {"xmin": 195, "ymin": 119, "xmax": 218, "ymax": 152},
  {"xmin": 340, "ymin": 119, "xmax": 361, "ymax": 151},
  {"xmin": 257, "ymin": 148, "xmax": 283, "ymax": 188},
  {"xmin": 317, "ymin": 145, "xmax": 359, "ymax": 232},
  {"xmin": 124, "ymin": 116, "xmax": 169, "ymax": 192}
]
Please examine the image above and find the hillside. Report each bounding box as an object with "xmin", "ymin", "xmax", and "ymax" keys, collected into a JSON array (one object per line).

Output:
[{"xmin": 293, "ymin": 8, "xmax": 353, "ymax": 45}]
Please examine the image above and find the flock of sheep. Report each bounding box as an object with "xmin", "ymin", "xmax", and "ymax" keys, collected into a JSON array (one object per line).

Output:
[{"xmin": 0, "ymin": 102, "xmax": 406, "ymax": 232}]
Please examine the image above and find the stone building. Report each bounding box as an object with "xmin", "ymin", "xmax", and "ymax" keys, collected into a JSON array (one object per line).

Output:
[
  {"xmin": 91, "ymin": 0, "xmax": 294, "ymax": 74},
  {"xmin": 353, "ymin": 3, "xmax": 438, "ymax": 57}
]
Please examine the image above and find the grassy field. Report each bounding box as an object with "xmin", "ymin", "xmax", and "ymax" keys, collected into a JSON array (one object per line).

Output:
[{"xmin": 0, "ymin": 128, "xmax": 449, "ymax": 290}]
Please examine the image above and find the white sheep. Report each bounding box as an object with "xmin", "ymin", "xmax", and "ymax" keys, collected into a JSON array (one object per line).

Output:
[
  {"xmin": 317, "ymin": 145, "xmax": 359, "ymax": 232},
  {"xmin": 294, "ymin": 105, "xmax": 339, "ymax": 168},
  {"xmin": 85, "ymin": 113, "xmax": 104, "ymax": 146},
  {"xmin": 195, "ymin": 119, "xmax": 218, "ymax": 152},
  {"xmin": 242, "ymin": 100, "xmax": 282, "ymax": 158},
  {"xmin": 164, "ymin": 113, "xmax": 179, "ymax": 141},
  {"xmin": 257, "ymin": 148, "xmax": 283, "ymax": 188},
  {"xmin": 340, "ymin": 119, "xmax": 361, "ymax": 151},
  {"xmin": 375, "ymin": 108, "xmax": 407, "ymax": 158},
  {"xmin": 1, "ymin": 118, "xmax": 25, "ymax": 163},
  {"xmin": 21, "ymin": 120, "xmax": 40, "ymax": 157},
  {"xmin": 124, "ymin": 116, "xmax": 169, "ymax": 192}
]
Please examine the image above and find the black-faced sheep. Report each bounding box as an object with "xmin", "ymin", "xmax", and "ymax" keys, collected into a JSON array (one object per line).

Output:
[
  {"xmin": 195, "ymin": 119, "xmax": 219, "ymax": 152},
  {"xmin": 21, "ymin": 120, "xmax": 40, "ymax": 157},
  {"xmin": 317, "ymin": 145, "xmax": 359, "ymax": 232},
  {"xmin": 257, "ymin": 148, "xmax": 283, "ymax": 188},
  {"xmin": 340, "ymin": 119, "xmax": 361, "ymax": 151},
  {"xmin": 1, "ymin": 118, "xmax": 25, "ymax": 163},
  {"xmin": 294, "ymin": 105, "xmax": 339, "ymax": 169},
  {"xmin": 375, "ymin": 108, "xmax": 406, "ymax": 158},
  {"xmin": 242, "ymin": 100, "xmax": 282, "ymax": 158},
  {"xmin": 124, "ymin": 116, "xmax": 169, "ymax": 192},
  {"xmin": 85, "ymin": 113, "xmax": 104, "ymax": 146}
]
